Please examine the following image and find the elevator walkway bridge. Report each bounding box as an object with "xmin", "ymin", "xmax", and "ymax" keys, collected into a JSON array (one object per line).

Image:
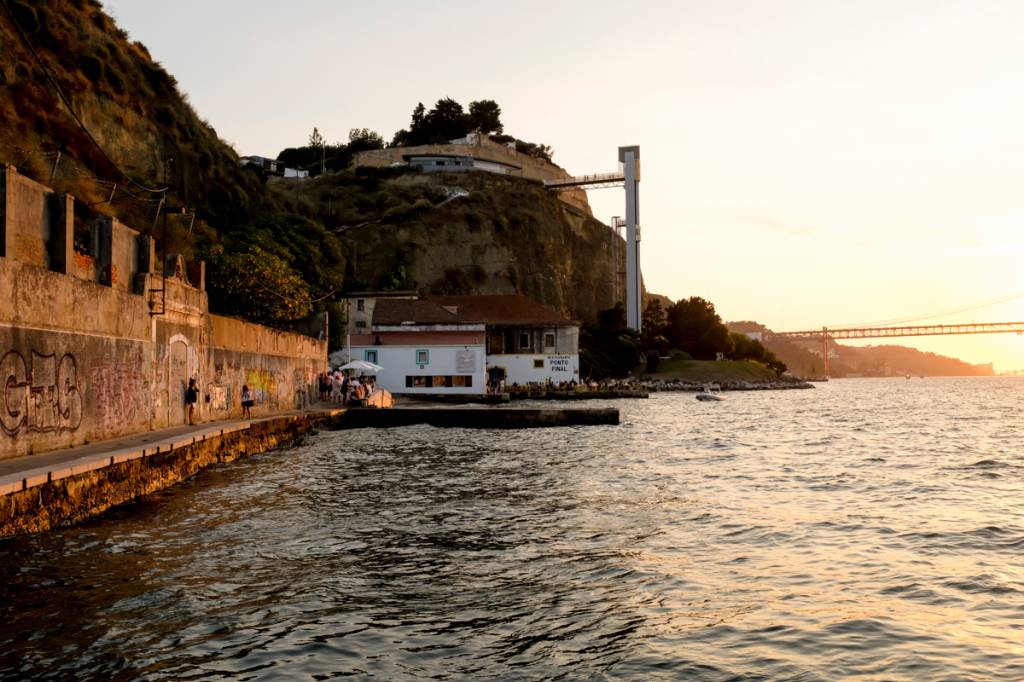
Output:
[{"xmin": 543, "ymin": 172, "xmax": 626, "ymax": 191}]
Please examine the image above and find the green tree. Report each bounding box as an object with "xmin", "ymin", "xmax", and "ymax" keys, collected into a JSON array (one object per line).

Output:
[
  {"xmin": 422, "ymin": 97, "xmax": 471, "ymax": 142},
  {"xmin": 642, "ymin": 299, "xmax": 668, "ymax": 345},
  {"xmin": 468, "ymin": 99, "xmax": 503, "ymax": 134},
  {"xmin": 579, "ymin": 304, "xmax": 641, "ymax": 379},
  {"xmin": 206, "ymin": 244, "xmax": 314, "ymax": 327},
  {"xmin": 666, "ymin": 296, "xmax": 734, "ymax": 360},
  {"xmin": 348, "ymin": 127, "xmax": 384, "ymax": 151}
]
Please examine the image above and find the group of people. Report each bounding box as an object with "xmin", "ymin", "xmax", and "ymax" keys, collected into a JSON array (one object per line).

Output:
[
  {"xmin": 318, "ymin": 370, "xmax": 376, "ymax": 405},
  {"xmin": 505, "ymin": 378, "xmax": 638, "ymax": 395},
  {"xmin": 185, "ymin": 378, "xmax": 257, "ymax": 425}
]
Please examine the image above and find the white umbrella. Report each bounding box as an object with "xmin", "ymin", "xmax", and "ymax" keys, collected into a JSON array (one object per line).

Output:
[{"xmin": 339, "ymin": 360, "xmax": 383, "ymax": 373}]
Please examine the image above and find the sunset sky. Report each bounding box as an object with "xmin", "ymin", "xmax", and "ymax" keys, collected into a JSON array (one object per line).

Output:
[{"xmin": 104, "ymin": 0, "xmax": 1024, "ymax": 371}]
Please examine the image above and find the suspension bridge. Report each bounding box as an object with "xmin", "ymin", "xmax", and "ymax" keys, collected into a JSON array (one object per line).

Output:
[{"xmin": 767, "ymin": 322, "xmax": 1024, "ymax": 376}]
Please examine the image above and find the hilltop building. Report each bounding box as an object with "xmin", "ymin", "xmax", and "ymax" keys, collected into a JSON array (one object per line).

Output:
[
  {"xmin": 344, "ymin": 293, "xmax": 580, "ymax": 395},
  {"xmin": 350, "ymin": 133, "xmax": 591, "ymax": 215},
  {"xmin": 240, "ymin": 155, "xmax": 309, "ymax": 179}
]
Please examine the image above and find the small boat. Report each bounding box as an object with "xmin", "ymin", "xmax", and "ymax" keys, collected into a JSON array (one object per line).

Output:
[{"xmin": 696, "ymin": 384, "xmax": 725, "ymax": 401}]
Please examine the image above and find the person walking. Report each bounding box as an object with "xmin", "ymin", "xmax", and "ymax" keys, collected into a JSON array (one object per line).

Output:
[
  {"xmin": 186, "ymin": 378, "xmax": 199, "ymax": 425},
  {"xmin": 241, "ymin": 384, "xmax": 254, "ymax": 419}
]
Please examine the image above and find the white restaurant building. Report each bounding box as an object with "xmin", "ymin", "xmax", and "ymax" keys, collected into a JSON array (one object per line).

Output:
[{"xmin": 345, "ymin": 294, "xmax": 580, "ymax": 395}]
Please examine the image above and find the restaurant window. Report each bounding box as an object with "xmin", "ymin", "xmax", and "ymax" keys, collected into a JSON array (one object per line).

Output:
[
  {"xmin": 533, "ymin": 359, "xmax": 544, "ymax": 369},
  {"xmin": 405, "ymin": 375, "xmax": 472, "ymax": 388},
  {"xmin": 364, "ymin": 350, "xmax": 378, "ymax": 364},
  {"xmin": 519, "ymin": 332, "xmax": 530, "ymax": 350},
  {"xmin": 355, "ymin": 320, "xmax": 366, "ymax": 329},
  {"xmin": 356, "ymin": 299, "xmax": 365, "ymax": 312},
  {"xmin": 416, "ymin": 349, "xmax": 430, "ymax": 365},
  {"xmin": 544, "ymin": 333, "xmax": 555, "ymax": 349}
]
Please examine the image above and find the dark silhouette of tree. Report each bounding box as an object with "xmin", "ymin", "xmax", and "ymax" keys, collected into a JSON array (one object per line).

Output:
[
  {"xmin": 468, "ymin": 99, "xmax": 503, "ymax": 134},
  {"xmin": 642, "ymin": 299, "xmax": 667, "ymax": 339},
  {"xmin": 421, "ymin": 97, "xmax": 470, "ymax": 142},
  {"xmin": 347, "ymin": 128, "xmax": 384, "ymax": 152},
  {"xmin": 580, "ymin": 304, "xmax": 641, "ymax": 378},
  {"xmin": 387, "ymin": 98, "xmax": 553, "ymax": 161},
  {"xmin": 666, "ymin": 296, "xmax": 734, "ymax": 360}
]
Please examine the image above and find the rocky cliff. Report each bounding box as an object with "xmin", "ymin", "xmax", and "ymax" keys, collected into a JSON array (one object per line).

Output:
[
  {"xmin": 272, "ymin": 169, "xmax": 624, "ymax": 323},
  {"xmin": 0, "ymin": 0, "xmax": 264, "ymax": 231},
  {"xmin": 0, "ymin": 0, "xmax": 622, "ymax": 324}
]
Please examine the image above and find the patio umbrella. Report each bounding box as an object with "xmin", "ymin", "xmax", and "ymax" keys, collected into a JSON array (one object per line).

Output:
[{"xmin": 339, "ymin": 360, "xmax": 383, "ymax": 373}]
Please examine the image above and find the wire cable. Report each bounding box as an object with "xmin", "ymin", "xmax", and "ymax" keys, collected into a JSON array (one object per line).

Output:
[
  {"xmin": 829, "ymin": 291, "xmax": 1024, "ymax": 329},
  {"xmin": 0, "ymin": 0, "xmax": 168, "ymax": 195}
]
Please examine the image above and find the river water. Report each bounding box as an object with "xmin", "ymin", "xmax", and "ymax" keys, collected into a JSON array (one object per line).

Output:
[{"xmin": 2, "ymin": 377, "xmax": 1023, "ymax": 679}]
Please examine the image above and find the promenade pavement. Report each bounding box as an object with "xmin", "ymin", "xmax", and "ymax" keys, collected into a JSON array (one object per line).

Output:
[{"xmin": 0, "ymin": 403, "xmax": 345, "ymax": 497}]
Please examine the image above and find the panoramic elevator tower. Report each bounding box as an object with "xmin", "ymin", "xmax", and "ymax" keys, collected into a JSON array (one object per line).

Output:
[
  {"xmin": 619, "ymin": 146, "xmax": 641, "ymax": 332},
  {"xmin": 542, "ymin": 145, "xmax": 642, "ymax": 332}
]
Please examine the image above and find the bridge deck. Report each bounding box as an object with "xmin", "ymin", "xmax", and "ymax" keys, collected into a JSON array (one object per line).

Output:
[{"xmin": 772, "ymin": 321, "xmax": 1024, "ymax": 340}]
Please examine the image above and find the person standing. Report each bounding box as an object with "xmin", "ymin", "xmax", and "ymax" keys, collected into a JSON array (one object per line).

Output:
[
  {"xmin": 186, "ymin": 378, "xmax": 199, "ymax": 425},
  {"xmin": 241, "ymin": 384, "xmax": 254, "ymax": 419}
]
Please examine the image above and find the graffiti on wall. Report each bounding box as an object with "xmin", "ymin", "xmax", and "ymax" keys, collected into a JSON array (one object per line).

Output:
[
  {"xmin": 246, "ymin": 368, "xmax": 278, "ymax": 404},
  {"xmin": 89, "ymin": 361, "xmax": 150, "ymax": 432},
  {"xmin": 207, "ymin": 383, "xmax": 229, "ymax": 412},
  {"xmin": 1, "ymin": 350, "xmax": 83, "ymax": 436},
  {"xmin": 293, "ymin": 367, "xmax": 314, "ymax": 409}
]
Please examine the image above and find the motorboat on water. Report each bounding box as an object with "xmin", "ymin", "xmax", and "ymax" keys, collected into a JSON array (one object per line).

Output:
[{"xmin": 696, "ymin": 384, "xmax": 725, "ymax": 401}]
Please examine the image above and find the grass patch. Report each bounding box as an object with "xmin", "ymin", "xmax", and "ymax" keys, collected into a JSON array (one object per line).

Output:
[{"xmin": 647, "ymin": 359, "xmax": 777, "ymax": 382}]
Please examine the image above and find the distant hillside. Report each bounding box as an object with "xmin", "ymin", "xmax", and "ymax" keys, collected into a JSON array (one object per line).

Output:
[{"xmin": 727, "ymin": 321, "xmax": 994, "ymax": 378}]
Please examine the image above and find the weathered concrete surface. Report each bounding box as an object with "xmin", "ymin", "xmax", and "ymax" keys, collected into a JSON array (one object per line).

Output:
[
  {"xmin": 335, "ymin": 407, "xmax": 619, "ymax": 429},
  {"xmin": 1, "ymin": 166, "xmax": 327, "ymax": 460},
  {"xmin": 0, "ymin": 414, "xmax": 327, "ymax": 537}
]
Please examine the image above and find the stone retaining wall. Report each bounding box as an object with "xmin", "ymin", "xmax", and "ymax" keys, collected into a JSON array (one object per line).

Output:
[
  {"xmin": 0, "ymin": 166, "xmax": 327, "ymax": 460},
  {"xmin": 0, "ymin": 415, "xmax": 322, "ymax": 537}
]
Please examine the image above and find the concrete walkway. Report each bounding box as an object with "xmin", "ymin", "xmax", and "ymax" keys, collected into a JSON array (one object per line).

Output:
[{"xmin": 0, "ymin": 404, "xmax": 345, "ymax": 497}]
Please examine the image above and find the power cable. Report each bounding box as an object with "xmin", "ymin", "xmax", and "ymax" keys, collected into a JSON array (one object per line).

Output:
[
  {"xmin": 0, "ymin": 0, "xmax": 168, "ymax": 195},
  {"xmin": 829, "ymin": 291, "xmax": 1024, "ymax": 329}
]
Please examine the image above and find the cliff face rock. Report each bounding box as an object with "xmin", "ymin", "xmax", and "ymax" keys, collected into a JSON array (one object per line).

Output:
[
  {"xmin": 1, "ymin": 1, "xmax": 622, "ymax": 324},
  {"xmin": 273, "ymin": 170, "xmax": 624, "ymax": 323},
  {"xmin": 0, "ymin": 0, "xmax": 262, "ymax": 229}
]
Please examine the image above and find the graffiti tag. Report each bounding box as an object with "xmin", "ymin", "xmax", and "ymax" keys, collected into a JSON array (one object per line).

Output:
[
  {"xmin": 90, "ymin": 361, "xmax": 149, "ymax": 431},
  {"xmin": 1, "ymin": 350, "xmax": 83, "ymax": 436}
]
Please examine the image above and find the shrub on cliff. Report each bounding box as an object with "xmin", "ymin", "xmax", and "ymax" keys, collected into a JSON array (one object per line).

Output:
[{"xmin": 205, "ymin": 244, "xmax": 314, "ymax": 327}]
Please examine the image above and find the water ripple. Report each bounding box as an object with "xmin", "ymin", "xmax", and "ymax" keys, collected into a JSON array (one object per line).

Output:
[{"xmin": 0, "ymin": 378, "xmax": 1023, "ymax": 679}]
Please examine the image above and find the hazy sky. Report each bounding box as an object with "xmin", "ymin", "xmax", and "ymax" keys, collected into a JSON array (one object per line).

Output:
[{"xmin": 104, "ymin": 0, "xmax": 1024, "ymax": 370}]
